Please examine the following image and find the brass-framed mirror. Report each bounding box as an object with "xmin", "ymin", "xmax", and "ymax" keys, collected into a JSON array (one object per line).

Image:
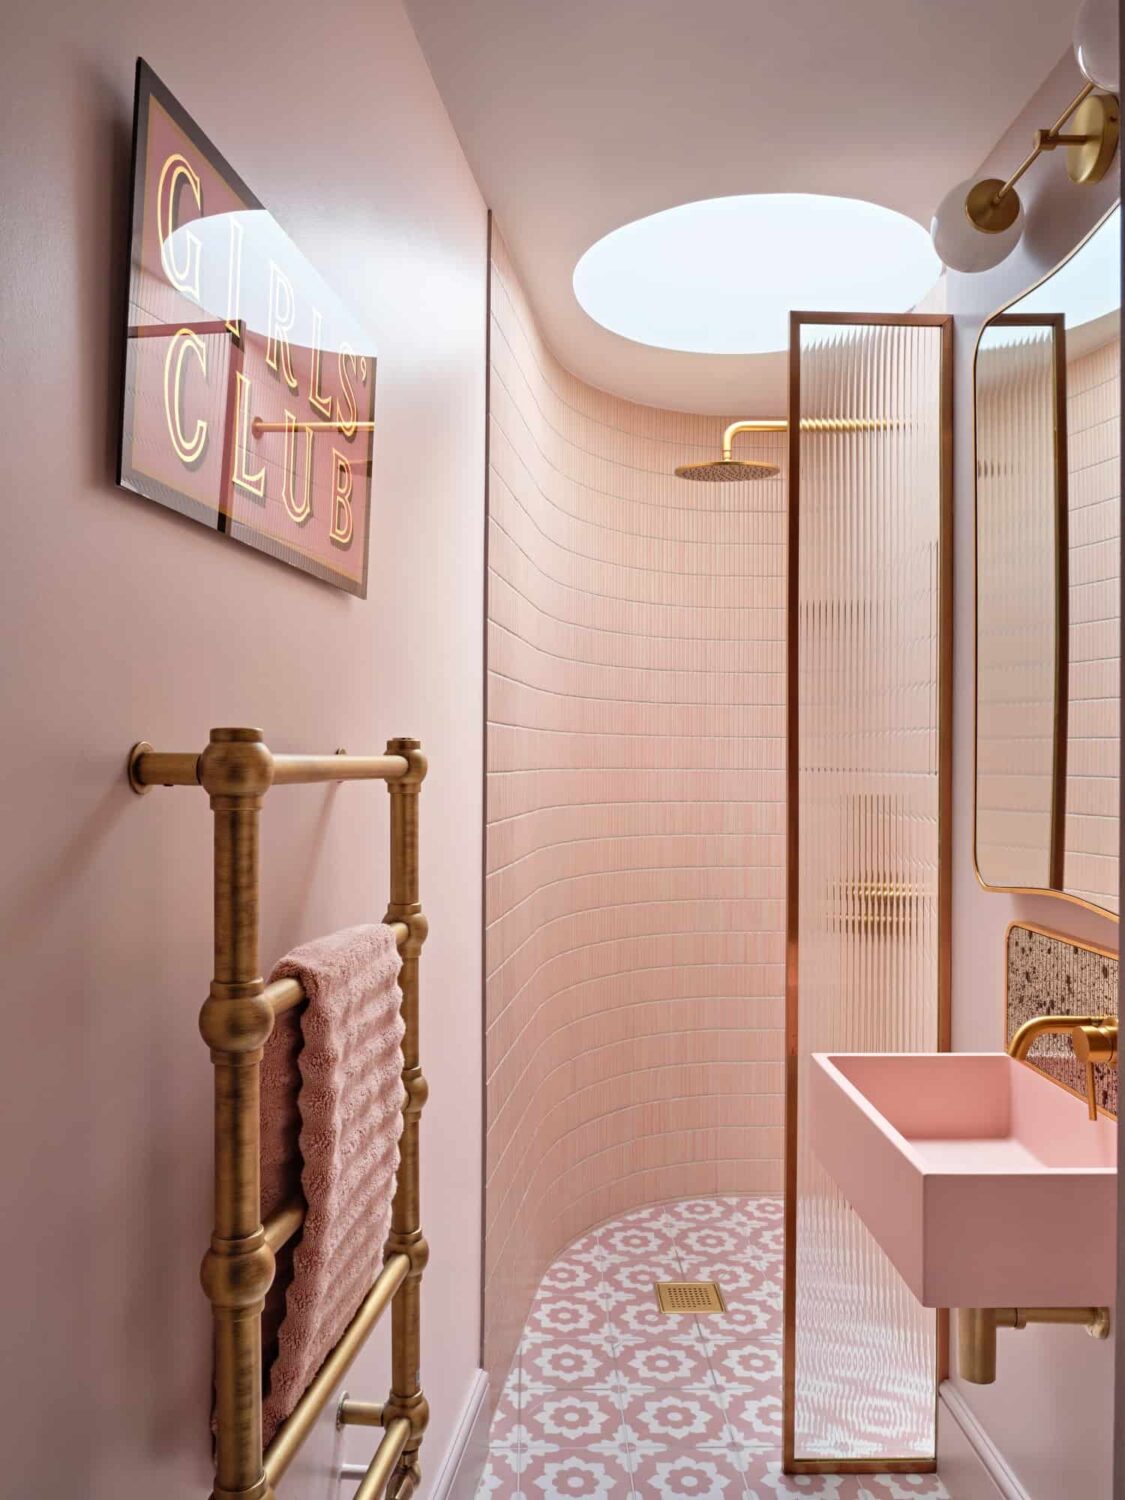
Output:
[{"xmin": 974, "ymin": 206, "xmax": 1121, "ymax": 918}]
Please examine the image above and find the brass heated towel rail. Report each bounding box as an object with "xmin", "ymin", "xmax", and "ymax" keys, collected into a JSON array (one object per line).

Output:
[{"xmin": 128, "ymin": 728, "xmax": 429, "ymax": 1500}]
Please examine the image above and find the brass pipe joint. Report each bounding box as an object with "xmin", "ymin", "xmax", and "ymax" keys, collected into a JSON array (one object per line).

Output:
[
  {"xmin": 387, "ymin": 737, "xmax": 428, "ymax": 788},
  {"xmin": 959, "ymin": 1305, "xmax": 1111, "ymax": 1384},
  {"xmin": 386, "ymin": 1456, "xmax": 421, "ymax": 1500},
  {"xmin": 386, "ymin": 1230, "xmax": 430, "ymax": 1277},
  {"xmin": 212, "ymin": 1477, "xmax": 274, "ymax": 1500},
  {"xmin": 381, "ymin": 1390, "xmax": 430, "ymax": 1442},
  {"xmin": 198, "ymin": 727, "xmax": 275, "ymax": 802},
  {"xmin": 337, "ymin": 1394, "xmax": 386, "ymax": 1429},
  {"xmin": 403, "ymin": 1072, "xmax": 430, "ymax": 1115},
  {"xmin": 200, "ymin": 1230, "xmax": 277, "ymax": 1311},
  {"xmin": 392, "ymin": 910, "xmax": 429, "ymax": 957},
  {"xmin": 1073, "ymin": 1022, "xmax": 1119, "ymax": 1120},
  {"xmin": 198, "ymin": 990, "xmax": 276, "ymax": 1056}
]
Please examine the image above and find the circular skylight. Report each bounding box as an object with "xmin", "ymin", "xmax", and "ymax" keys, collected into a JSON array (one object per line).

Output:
[
  {"xmin": 573, "ymin": 194, "xmax": 942, "ymax": 355},
  {"xmin": 1017, "ymin": 205, "xmax": 1120, "ymax": 331}
]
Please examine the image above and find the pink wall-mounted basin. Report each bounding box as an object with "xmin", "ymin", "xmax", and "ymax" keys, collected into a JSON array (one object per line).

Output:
[{"xmin": 810, "ymin": 1053, "xmax": 1117, "ymax": 1308}]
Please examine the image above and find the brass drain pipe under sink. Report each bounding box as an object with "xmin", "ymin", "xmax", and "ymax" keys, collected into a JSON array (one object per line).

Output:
[
  {"xmin": 958, "ymin": 1306, "xmax": 1112, "ymax": 1384},
  {"xmin": 958, "ymin": 1011, "xmax": 1116, "ymax": 1384}
]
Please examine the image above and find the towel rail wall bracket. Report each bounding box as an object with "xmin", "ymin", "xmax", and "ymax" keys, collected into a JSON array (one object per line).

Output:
[{"xmin": 128, "ymin": 727, "xmax": 429, "ymax": 1500}]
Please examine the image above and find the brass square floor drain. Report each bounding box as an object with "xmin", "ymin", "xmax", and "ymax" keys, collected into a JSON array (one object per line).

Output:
[{"xmin": 654, "ymin": 1280, "xmax": 726, "ymax": 1314}]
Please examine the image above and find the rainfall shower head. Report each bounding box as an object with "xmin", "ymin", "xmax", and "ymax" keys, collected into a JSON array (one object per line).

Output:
[
  {"xmin": 675, "ymin": 420, "xmax": 784, "ymax": 483},
  {"xmin": 674, "ymin": 457, "xmax": 779, "ymax": 482}
]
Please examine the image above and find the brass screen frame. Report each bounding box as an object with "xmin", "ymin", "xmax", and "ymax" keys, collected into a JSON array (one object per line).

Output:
[
  {"xmin": 128, "ymin": 730, "xmax": 429, "ymax": 1500},
  {"xmin": 782, "ymin": 311, "xmax": 954, "ymax": 1476}
]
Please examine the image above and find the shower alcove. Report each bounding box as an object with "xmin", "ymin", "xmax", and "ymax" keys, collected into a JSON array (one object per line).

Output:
[
  {"xmin": 484, "ymin": 227, "xmax": 788, "ymax": 1388},
  {"xmin": 483, "ymin": 231, "xmax": 951, "ymax": 1487}
]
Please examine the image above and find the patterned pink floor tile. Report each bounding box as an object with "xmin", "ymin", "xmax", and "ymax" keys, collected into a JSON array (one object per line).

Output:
[
  {"xmin": 620, "ymin": 1339, "xmax": 717, "ymax": 1391},
  {"xmin": 658, "ymin": 1198, "xmax": 734, "ymax": 1227},
  {"xmin": 855, "ymin": 1477, "xmax": 947, "ymax": 1499},
  {"xmin": 678, "ymin": 1255, "xmax": 774, "ymax": 1299},
  {"xmin": 479, "ymin": 1426, "xmax": 527, "ymax": 1480},
  {"xmin": 525, "ymin": 1292, "xmax": 614, "ymax": 1342},
  {"xmin": 588, "ymin": 1239, "xmax": 647, "ymax": 1275},
  {"xmin": 708, "ymin": 1339, "xmax": 782, "ymax": 1392},
  {"xmin": 730, "ymin": 1196, "xmax": 784, "ymax": 1222},
  {"xmin": 489, "ymin": 1383, "xmax": 522, "ymax": 1438},
  {"xmin": 520, "ymin": 1390, "xmax": 627, "ymax": 1451},
  {"xmin": 612, "ymin": 1300, "xmax": 704, "ymax": 1347},
  {"xmin": 521, "ymin": 1337, "xmax": 620, "ymax": 1391},
  {"xmin": 693, "ymin": 1301, "xmax": 779, "ymax": 1348},
  {"xmin": 629, "ymin": 1449, "xmax": 749, "ymax": 1498},
  {"xmin": 618, "ymin": 1389, "xmax": 736, "ymax": 1456},
  {"xmin": 474, "ymin": 1458, "xmax": 518, "ymax": 1496},
  {"xmin": 616, "ymin": 1202, "xmax": 675, "ymax": 1223},
  {"xmin": 540, "ymin": 1257, "xmax": 604, "ymax": 1296},
  {"xmin": 719, "ymin": 1391, "xmax": 783, "ymax": 1460},
  {"xmin": 600, "ymin": 1221, "xmax": 683, "ymax": 1262},
  {"xmin": 481, "ymin": 1197, "xmax": 947, "ymax": 1500},
  {"xmin": 516, "ymin": 1448, "xmax": 634, "ymax": 1498},
  {"xmin": 677, "ymin": 1223, "xmax": 749, "ymax": 1259},
  {"xmin": 600, "ymin": 1258, "xmax": 684, "ymax": 1298}
]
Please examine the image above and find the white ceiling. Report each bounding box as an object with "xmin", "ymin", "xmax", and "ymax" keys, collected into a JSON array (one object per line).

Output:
[{"xmin": 404, "ymin": 0, "xmax": 1076, "ymax": 414}]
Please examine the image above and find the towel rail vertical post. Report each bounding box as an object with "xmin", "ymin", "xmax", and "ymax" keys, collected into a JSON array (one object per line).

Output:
[
  {"xmin": 382, "ymin": 737, "xmax": 429, "ymax": 1499},
  {"xmin": 197, "ymin": 727, "xmax": 277, "ymax": 1500}
]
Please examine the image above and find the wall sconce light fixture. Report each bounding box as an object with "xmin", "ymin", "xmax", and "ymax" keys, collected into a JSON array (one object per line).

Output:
[
  {"xmin": 1074, "ymin": 0, "xmax": 1119, "ymax": 93},
  {"xmin": 931, "ymin": 82, "xmax": 1118, "ymax": 273},
  {"xmin": 931, "ymin": 0, "xmax": 1119, "ymax": 274}
]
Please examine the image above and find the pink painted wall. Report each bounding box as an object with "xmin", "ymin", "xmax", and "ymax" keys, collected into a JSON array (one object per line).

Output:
[
  {"xmin": 944, "ymin": 54, "xmax": 1119, "ymax": 1500},
  {"xmin": 0, "ymin": 5, "xmax": 486, "ymax": 1495},
  {"xmin": 483, "ymin": 229, "xmax": 786, "ymax": 1383}
]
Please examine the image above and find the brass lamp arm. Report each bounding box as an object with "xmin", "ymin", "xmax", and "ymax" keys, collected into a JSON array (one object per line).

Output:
[{"xmin": 993, "ymin": 82, "xmax": 1097, "ymax": 205}]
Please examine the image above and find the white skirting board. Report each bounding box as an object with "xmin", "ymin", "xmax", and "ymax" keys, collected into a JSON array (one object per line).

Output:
[
  {"xmin": 340, "ymin": 1369, "xmax": 490, "ymax": 1500},
  {"xmin": 938, "ymin": 1382, "xmax": 1028, "ymax": 1500},
  {"xmin": 339, "ymin": 1375, "xmax": 1022, "ymax": 1500}
]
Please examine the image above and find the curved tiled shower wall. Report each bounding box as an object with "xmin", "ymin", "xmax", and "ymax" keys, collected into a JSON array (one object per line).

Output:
[{"xmin": 483, "ymin": 230, "xmax": 787, "ymax": 1384}]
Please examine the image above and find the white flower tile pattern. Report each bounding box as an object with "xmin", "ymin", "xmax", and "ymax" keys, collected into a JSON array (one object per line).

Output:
[{"xmin": 476, "ymin": 1198, "xmax": 948, "ymax": 1500}]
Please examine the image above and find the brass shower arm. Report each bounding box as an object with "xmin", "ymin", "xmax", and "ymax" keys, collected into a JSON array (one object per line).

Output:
[
  {"xmin": 721, "ymin": 416, "xmax": 902, "ymax": 458},
  {"xmin": 677, "ymin": 415, "xmax": 901, "ymax": 482},
  {"xmin": 721, "ymin": 420, "xmax": 787, "ymax": 460}
]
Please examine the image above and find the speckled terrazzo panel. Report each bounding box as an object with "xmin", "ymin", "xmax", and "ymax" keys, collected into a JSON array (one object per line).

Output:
[{"xmin": 1005, "ymin": 923, "xmax": 1118, "ymax": 1115}]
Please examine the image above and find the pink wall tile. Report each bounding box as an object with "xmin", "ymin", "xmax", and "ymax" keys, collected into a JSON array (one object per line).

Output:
[
  {"xmin": 1065, "ymin": 336, "xmax": 1121, "ymax": 911},
  {"xmin": 483, "ymin": 230, "xmax": 786, "ymax": 1391}
]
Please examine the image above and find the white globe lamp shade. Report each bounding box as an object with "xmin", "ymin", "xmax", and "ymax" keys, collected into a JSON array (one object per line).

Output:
[
  {"xmin": 930, "ymin": 178, "xmax": 1024, "ymax": 273},
  {"xmin": 1074, "ymin": 0, "xmax": 1119, "ymax": 92}
]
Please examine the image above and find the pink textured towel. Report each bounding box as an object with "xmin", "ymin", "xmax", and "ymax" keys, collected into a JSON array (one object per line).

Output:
[{"xmin": 259, "ymin": 924, "xmax": 406, "ymax": 1446}]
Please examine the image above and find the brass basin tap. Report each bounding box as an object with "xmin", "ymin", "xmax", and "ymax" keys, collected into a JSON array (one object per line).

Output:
[{"xmin": 1007, "ymin": 1014, "xmax": 1118, "ymax": 1120}]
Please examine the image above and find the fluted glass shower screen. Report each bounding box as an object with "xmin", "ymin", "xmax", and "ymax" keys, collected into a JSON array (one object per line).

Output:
[
  {"xmin": 783, "ymin": 315, "xmax": 952, "ymax": 1472},
  {"xmin": 975, "ymin": 316, "xmax": 1067, "ymax": 893}
]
